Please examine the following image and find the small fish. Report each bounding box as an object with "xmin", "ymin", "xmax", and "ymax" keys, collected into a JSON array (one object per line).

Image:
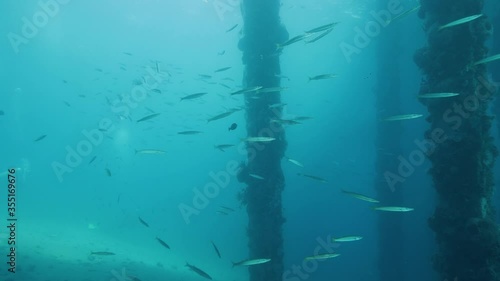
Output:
[
  {"xmin": 277, "ymin": 34, "xmax": 313, "ymax": 49},
  {"xmin": 226, "ymin": 24, "xmax": 238, "ymax": 32},
  {"xmin": 297, "ymin": 173, "xmax": 328, "ymax": 183},
  {"xmin": 207, "ymin": 111, "xmax": 235, "ymax": 123},
  {"xmin": 135, "ymin": 149, "xmax": 166, "ymax": 154},
  {"xmin": 219, "ymin": 206, "xmax": 235, "ymax": 212},
  {"xmin": 123, "ymin": 52, "xmax": 133, "ymax": 56},
  {"xmin": 286, "ymin": 157, "xmax": 304, "ymax": 167},
  {"xmin": 305, "ymin": 28, "xmax": 334, "ymax": 44},
  {"xmin": 156, "ymin": 237, "xmax": 170, "ymax": 249},
  {"xmin": 105, "ymin": 168, "xmax": 112, "ymax": 177},
  {"xmin": 293, "ymin": 116, "xmax": 313, "ymax": 121},
  {"xmin": 95, "ymin": 68, "xmax": 103, "ymax": 72},
  {"xmin": 373, "ymin": 206, "xmax": 414, "ymax": 212},
  {"xmin": 181, "ymin": 92, "xmax": 208, "ymax": 101},
  {"xmin": 304, "ymin": 253, "xmax": 340, "ymax": 260},
  {"xmin": 218, "ymin": 50, "xmax": 226, "ymax": 55},
  {"xmin": 155, "ymin": 61, "xmax": 160, "ymax": 74},
  {"xmin": 178, "ymin": 131, "xmax": 203, "ymax": 135},
  {"xmin": 305, "ymin": 22, "xmax": 339, "ymax": 34},
  {"xmin": 186, "ymin": 263, "xmax": 213, "ymax": 280},
  {"xmin": 0, "ymin": 110, "xmax": 3, "ymax": 115},
  {"xmin": 215, "ymin": 144, "xmax": 235, "ymax": 152},
  {"xmin": 216, "ymin": 210, "xmax": 229, "ymax": 215},
  {"xmin": 34, "ymin": 134, "xmax": 47, "ymax": 142},
  {"xmin": 269, "ymin": 103, "xmax": 287, "ymax": 109},
  {"xmin": 439, "ymin": 14, "xmax": 483, "ymax": 31},
  {"xmin": 308, "ymin": 74, "xmax": 338, "ymax": 81},
  {"xmin": 271, "ymin": 119, "xmax": 301, "ymax": 125},
  {"xmin": 383, "ymin": 114, "xmax": 423, "ymax": 121},
  {"xmin": 232, "ymin": 258, "xmax": 271, "ymax": 267},
  {"xmin": 137, "ymin": 113, "xmax": 161, "ymax": 123},
  {"xmin": 333, "ymin": 236, "xmax": 363, "ymax": 242},
  {"xmin": 387, "ymin": 5, "xmax": 420, "ymax": 24},
  {"xmin": 138, "ymin": 217, "xmax": 149, "ymax": 227},
  {"xmin": 241, "ymin": 137, "xmax": 276, "ymax": 142},
  {"xmin": 417, "ymin": 93, "xmax": 459, "ymax": 99},
  {"xmin": 63, "ymin": 101, "xmax": 71, "ymax": 107},
  {"xmin": 88, "ymin": 156, "xmax": 97, "ymax": 164},
  {"xmin": 215, "ymin": 67, "xmax": 231, "ymax": 73},
  {"xmin": 230, "ymin": 86, "xmax": 263, "ymax": 95},
  {"xmin": 473, "ymin": 53, "xmax": 500, "ymax": 66},
  {"xmin": 249, "ymin": 174, "xmax": 265, "ymax": 180},
  {"xmin": 151, "ymin": 89, "xmax": 162, "ymax": 94},
  {"xmin": 257, "ymin": 87, "xmax": 288, "ymax": 94},
  {"xmin": 341, "ymin": 189, "xmax": 379, "ymax": 203},
  {"xmin": 228, "ymin": 123, "xmax": 238, "ymax": 131},
  {"xmin": 199, "ymin": 74, "xmax": 212, "ymax": 79},
  {"xmin": 211, "ymin": 241, "xmax": 221, "ymax": 258},
  {"xmin": 91, "ymin": 251, "xmax": 115, "ymax": 256}
]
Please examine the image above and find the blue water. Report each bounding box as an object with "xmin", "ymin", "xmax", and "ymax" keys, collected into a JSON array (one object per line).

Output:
[{"xmin": 1, "ymin": 0, "xmax": 500, "ymax": 281}]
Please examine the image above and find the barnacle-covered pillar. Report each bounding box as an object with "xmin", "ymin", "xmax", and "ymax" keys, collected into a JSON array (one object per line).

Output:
[
  {"xmin": 237, "ymin": 1, "xmax": 288, "ymax": 281},
  {"xmin": 414, "ymin": 1, "xmax": 500, "ymax": 280},
  {"xmin": 374, "ymin": 8, "xmax": 404, "ymax": 281}
]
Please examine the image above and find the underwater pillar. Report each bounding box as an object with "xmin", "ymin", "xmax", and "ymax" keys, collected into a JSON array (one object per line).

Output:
[
  {"xmin": 237, "ymin": 1, "xmax": 288, "ymax": 281},
  {"xmin": 414, "ymin": 1, "xmax": 500, "ymax": 280},
  {"xmin": 373, "ymin": 6, "xmax": 404, "ymax": 281}
]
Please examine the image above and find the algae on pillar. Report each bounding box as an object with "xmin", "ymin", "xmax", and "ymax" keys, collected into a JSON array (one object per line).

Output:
[
  {"xmin": 414, "ymin": 1, "xmax": 500, "ymax": 280},
  {"xmin": 237, "ymin": 0, "xmax": 288, "ymax": 281}
]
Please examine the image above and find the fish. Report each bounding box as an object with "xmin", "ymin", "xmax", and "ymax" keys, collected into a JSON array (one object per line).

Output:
[
  {"xmin": 216, "ymin": 210, "xmax": 229, "ymax": 215},
  {"xmin": 228, "ymin": 123, "xmax": 238, "ymax": 131},
  {"xmin": 155, "ymin": 237, "xmax": 170, "ymax": 249},
  {"xmin": 387, "ymin": 5, "xmax": 420, "ymax": 24},
  {"xmin": 229, "ymin": 86, "xmax": 263, "ymax": 95},
  {"xmin": 473, "ymin": 53, "xmax": 500, "ymax": 66},
  {"xmin": 438, "ymin": 14, "xmax": 483, "ymax": 31},
  {"xmin": 383, "ymin": 114, "xmax": 423, "ymax": 121},
  {"xmin": 305, "ymin": 28, "xmax": 334, "ymax": 44},
  {"xmin": 34, "ymin": 135, "xmax": 47, "ymax": 142},
  {"xmin": 226, "ymin": 24, "xmax": 238, "ymax": 33},
  {"xmin": 219, "ymin": 206, "xmax": 235, "ymax": 212},
  {"xmin": 241, "ymin": 137, "xmax": 276, "ymax": 142},
  {"xmin": 138, "ymin": 217, "xmax": 149, "ymax": 227},
  {"xmin": 123, "ymin": 52, "xmax": 133, "ymax": 56},
  {"xmin": 417, "ymin": 92, "xmax": 459, "ymax": 99},
  {"xmin": 373, "ymin": 206, "xmax": 414, "ymax": 212},
  {"xmin": 293, "ymin": 116, "xmax": 313, "ymax": 121},
  {"xmin": 218, "ymin": 83, "xmax": 231, "ymax": 89},
  {"xmin": 181, "ymin": 92, "xmax": 208, "ymax": 101},
  {"xmin": 186, "ymin": 263, "xmax": 213, "ymax": 280},
  {"xmin": 249, "ymin": 174, "xmax": 265, "ymax": 180},
  {"xmin": 286, "ymin": 157, "xmax": 304, "ymax": 167},
  {"xmin": 0, "ymin": 110, "xmax": 3, "ymax": 116},
  {"xmin": 155, "ymin": 61, "xmax": 160, "ymax": 74},
  {"xmin": 207, "ymin": 111, "xmax": 235, "ymax": 122},
  {"xmin": 199, "ymin": 74, "xmax": 212, "ymax": 79},
  {"xmin": 271, "ymin": 119, "xmax": 301, "ymax": 125},
  {"xmin": 134, "ymin": 149, "xmax": 166, "ymax": 155},
  {"xmin": 211, "ymin": 241, "xmax": 221, "ymax": 258},
  {"xmin": 308, "ymin": 74, "xmax": 338, "ymax": 81},
  {"xmin": 63, "ymin": 101, "xmax": 71, "ymax": 107},
  {"xmin": 333, "ymin": 236, "xmax": 363, "ymax": 242},
  {"xmin": 305, "ymin": 22, "xmax": 339, "ymax": 34},
  {"xmin": 90, "ymin": 251, "xmax": 115, "ymax": 256},
  {"xmin": 215, "ymin": 67, "xmax": 231, "ymax": 73},
  {"xmin": 151, "ymin": 89, "xmax": 162, "ymax": 94},
  {"xmin": 215, "ymin": 144, "xmax": 235, "ymax": 152},
  {"xmin": 341, "ymin": 189, "xmax": 379, "ymax": 203},
  {"xmin": 297, "ymin": 173, "xmax": 328, "ymax": 183},
  {"xmin": 269, "ymin": 103, "xmax": 287, "ymax": 109},
  {"xmin": 105, "ymin": 168, "xmax": 112, "ymax": 177},
  {"xmin": 178, "ymin": 131, "xmax": 203, "ymax": 135},
  {"xmin": 232, "ymin": 258, "xmax": 271, "ymax": 267},
  {"xmin": 257, "ymin": 87, "xmax": 288, "ymax": 94},
  {"xmin": 88, "ymin": 156, "xmax": 97, "ymax": 164},
  {"xmin": 136, "ymin": 113, "xmax": 160, "ymax": 123},
  {"xmin": 277, "ymin": 34, "xmax": 313, "ymax": 49},
  {"xmin": 304, "ymin": 253, "xmax": 340, "ymax": 260}
]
